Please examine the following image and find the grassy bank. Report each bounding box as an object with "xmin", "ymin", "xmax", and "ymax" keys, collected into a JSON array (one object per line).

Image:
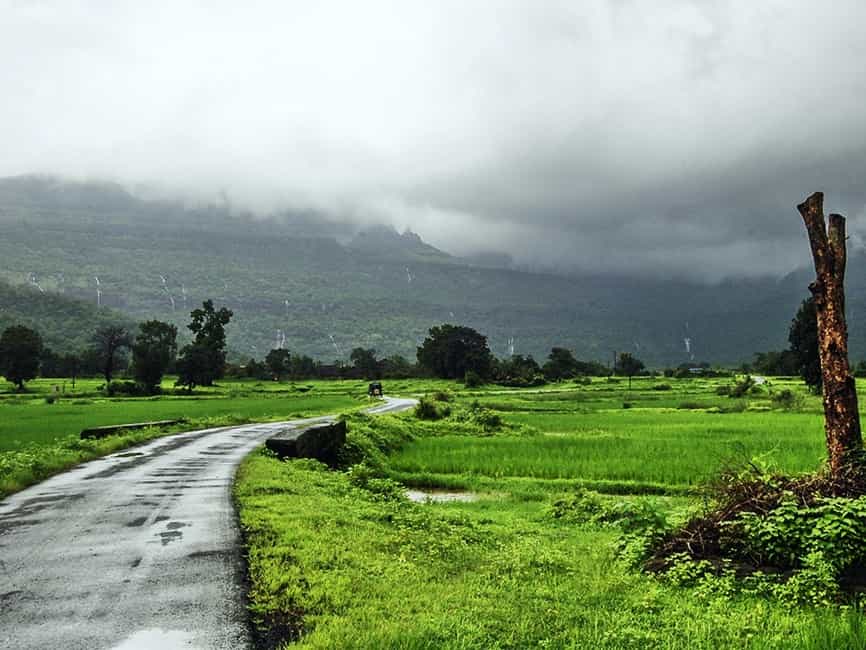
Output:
[
  {"xmin": 236, "ymin": 451, "xmax": 866, "ymax": 649},
  {"xmin": 235, "ymin": 377, "xmax": 866, "ymax": 647}
]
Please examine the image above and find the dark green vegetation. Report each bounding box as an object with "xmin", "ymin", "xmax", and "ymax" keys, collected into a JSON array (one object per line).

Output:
[
  {"xmin": 236, "ymin": 377, "xmax": 866, "ymax": 648},
  {"xmin": 0, "ymin": 378, "xmax": 362, "ymax": 496},
  {"xmin": 789, "ymin": 297, "xmax": 821, "ymax": 390},
  {"xmin": 0, "ymin": 324, "xmax": 43, "ymax": 389},
  {"xmin": 0, "ymin": 175, "xmax": 853, "ymax": 365},
  {"xmin": 132, "ymin": 319, "xmax": 178, "ymax": 390},
  {"xmin": 416, "ymin": 324, "xmax": 493, "ymax": 379},
  {"xmin": 176, "ymin": 299, "xmax": 233, "ymax": 390},
  {"xmin": 0, "ymin": 277, "xmax": 133, "ymax": 353}
]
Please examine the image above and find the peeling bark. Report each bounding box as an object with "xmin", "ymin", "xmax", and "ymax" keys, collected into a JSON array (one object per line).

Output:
[{"xmin": 798, "ymin": 192, "xmax": 863, "ymax": 476}]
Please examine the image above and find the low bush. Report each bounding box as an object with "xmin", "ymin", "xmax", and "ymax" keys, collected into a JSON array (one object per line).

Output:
[
  {"xmin": 651, "ymin": 383, "xmax": 673, "ymax": 391},
  {"xmin": 648, "ymin": 465, "xmax": 866, "ymax": 605},
  {"xmin": 415, "ymin": 397, "xmax": 451, "ymax": 421},
  {"xmin": 728, "ymin": 376, "xmax": 755, "ymax": 399},
  {"xmin": 106, "ymin": 380, "xmax": 149, "ymax": 396},
  {"xmin": 772, "ymin": 388, "xmax": 805, "ymax": 411},
  {"xmin": 549, "ymin": 489, "xmax": 669, "ymax": 534}
]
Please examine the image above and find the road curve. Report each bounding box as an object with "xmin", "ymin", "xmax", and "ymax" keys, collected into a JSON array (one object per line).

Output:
[{"xmin": 0, "ymin": 396, "xmax": 417, "ymax": 650}]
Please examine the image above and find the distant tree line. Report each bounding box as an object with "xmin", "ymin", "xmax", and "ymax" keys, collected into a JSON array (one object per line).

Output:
[
  {"xmin": 0, "ymin": 300, "xmax": 232, "ymax": 394},
  {"xmin": 6, "ymin": 298, "xmax": 833, "ymax": 394},
  {"xmin": 221, "ymin": 323, "xmax": 626, "ymax": 386}
]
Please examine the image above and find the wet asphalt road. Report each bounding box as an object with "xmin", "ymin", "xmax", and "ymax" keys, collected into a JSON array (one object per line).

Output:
[{"xmin": 0, "ymin": 397, "xmax": 416, "ymax": 650}]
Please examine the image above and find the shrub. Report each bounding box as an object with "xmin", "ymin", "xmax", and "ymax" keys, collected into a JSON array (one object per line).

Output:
[
  {"xmin": 651, "ymin": 383, "xmax": 672, "ymax": 391},
  {"xmin": 415, "ymin": 397, "xmax": 450, "ymax": 421},
  {"xmin": 573, "ymin": 376, "xmax": 592, "ymax": 386},
  {"xmin": 728, "ymin": 375, "xmax": 756, "ymax": 398},
  {"xmin": 651, "ymin": 464, "xmax": 866, "ymax": 605},
  {"xmin": 726, "ymin": 494, "xmax": 866, "ymax": 573},
  {"xmin": 465, "ymin": 400, "xmax": 503, "ymax": 431},
  {"xmin": 106, "ymin": 380, "xmax": 149, "ymax": 396},
  {"xmin": 772, "ymin": 389, "xmax": 804, "ymax": 410},
  {"xmin": 550, "ymin": 489, "xmax": 669, "ymax": 535},
  {"xmin": 44, "ymin": 394, "xmax": 57, "ymax": 404},
  {"xmin": 463, "ymin": 370, "xmax": 484, "ymax": 388},
  {"xmin": 715, "ymin": 385, "xmax": 731, "ymax": 396}
]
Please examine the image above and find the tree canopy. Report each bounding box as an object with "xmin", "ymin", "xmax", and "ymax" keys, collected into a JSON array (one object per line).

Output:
[
  {"xmin": 176, "ymin": 300, "xmax": 233, "ymax": 390},
  {"xmin": 616, "ymin": 352, "xmax": 645, "ymax": 388},
  {"xmin": 0, "ymin": 324, "xmax": 43, "ymax": 390},
  {"xmin": 789, "ymin": 296, "xmax": 820, "ymax": 392},
  {"xmin": 132, "ymin": 320, "xmax": 177, "ymax": 392},
  {"xmin": 91, "ymin": 325, "xmax": 132, "ymax": 384},
  {"xmin": 265, "ymin": 348, "xmax": 291, "ymax": 380},
  {"xmin": 416, "ymin": 324, "xmax": 493, "ymax": 380},
  {"xmin": 350, "ymin": 347, "xmax": 381, "ymax": 379}
]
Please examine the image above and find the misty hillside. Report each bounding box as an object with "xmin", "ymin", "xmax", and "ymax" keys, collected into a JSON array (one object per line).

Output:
[
  {"xmin": 0, "ymin": 175, "xmax": 857, "ymax": 366},
  {"xmin": 0, "ymin": 278, "xmax": 132, "ymax": 353}
]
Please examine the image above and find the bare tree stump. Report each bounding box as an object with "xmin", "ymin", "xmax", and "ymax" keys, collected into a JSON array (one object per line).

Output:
[{"xmin": 798, "ymin": 191, "xmax": 863, "ymax": 476}]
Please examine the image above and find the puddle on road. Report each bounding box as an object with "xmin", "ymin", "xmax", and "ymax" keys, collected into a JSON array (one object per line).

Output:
[
  {"xmin": 112, "ymin": 629, "xmax": 195, "ymax": 648},
  {"xmin": 406, "ymin": 489, "xmax": 479, "ymax": 503}
]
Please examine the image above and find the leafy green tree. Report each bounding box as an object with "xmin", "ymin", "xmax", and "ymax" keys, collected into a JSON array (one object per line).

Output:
[
  {"xmin": 616, "ymin": 352, "xmax": 645, "ymax": 389},
  {"xmin": 381, "ymin": 354, "xmax": 414, "ymax": 378},
  {"xmin": 0, "ymin": 324, "xmax": 43, "ymax": 390},
  {"xmin": 92, "ymin": 325, "xmax": 132, "ymax": 384},
  {"xmin": 417, "ymin": 324, "xmax": 493, "ymax": 379},
  {"xmin": 788, "ymin": 297, "xmax": 821, "ymax": 392},
  {"xmin": 176, "ymin": 300, "xmax": 233, "ymax": 390},
  {"xmin": 39, "ymin": 347, "xmax": 61, "ymax": 377},
  {"xmin": 751, "ymin": 350, "xmax": 798, "ymax": 376},
  {"xmin": 60, "ymin": 353, "xmax": 82, "ymax": 389},
  {"xmin": 132, "ymin": 320, "xmax": 178, "ymax": 392},
  {"xmin": 291, "ymin": 354, "xmax": 317, "ymax": 379},
  {"xmin": 175, "ymin": 343, "xmax": 213, "ymax": 392},
  {"xmin": 543, "ymin": 347, "xmax": 579, "ymax": 380},
  {"xmin": 498, "ymin": 354, "xmax": 541, "ymax": 384},
  {"xmin": 244, "ymin": 357, "xmax": 269, "ymax": 379},
  {"xmin": 350, "ymin": 347, "xmax": 380, "ymax": 379},
  {"xmin": 265, "ymin": 348, "xmax": 291, "ymax": 380}
]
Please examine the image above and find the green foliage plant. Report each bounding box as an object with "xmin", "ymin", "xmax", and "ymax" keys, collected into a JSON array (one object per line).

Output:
[
  {"xmin": 132, "ymin": 320, "xmax": 177, "ymax": 392},
  {"xmin": 0, "ymin": 324, "xmax": 43, "ymax": 390}
]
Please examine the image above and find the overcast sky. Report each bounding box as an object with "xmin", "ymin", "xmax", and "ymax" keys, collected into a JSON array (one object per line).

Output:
[{"xmin": 2, "ymin": 1, "xmax": 866, "ymax": 279}]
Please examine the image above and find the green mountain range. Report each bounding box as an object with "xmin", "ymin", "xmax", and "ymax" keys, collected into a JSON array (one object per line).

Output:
[{"xmin": 0, "ymin": 175, "xmax": 855, "ymax": 366}]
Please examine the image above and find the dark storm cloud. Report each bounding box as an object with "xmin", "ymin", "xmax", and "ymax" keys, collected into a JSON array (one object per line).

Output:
[{"xmin": 2, "ymin": 0, "xmax": 866, "ymax": 279}]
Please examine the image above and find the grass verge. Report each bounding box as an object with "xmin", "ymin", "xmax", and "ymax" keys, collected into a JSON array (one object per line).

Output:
[{"xmin": 235, "ymin": 449, "xmax": 866, "ymax": 649}]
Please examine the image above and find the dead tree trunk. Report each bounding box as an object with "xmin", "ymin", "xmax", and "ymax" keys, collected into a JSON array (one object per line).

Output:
[{"xmin": 798, "ymin": 191, "xmax": 863, "ymax": 476}]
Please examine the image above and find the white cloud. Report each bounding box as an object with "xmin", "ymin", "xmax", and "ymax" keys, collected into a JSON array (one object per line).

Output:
[{"xmin": 2, "ymin": 0, "xmax": 866, "ymax": 277}]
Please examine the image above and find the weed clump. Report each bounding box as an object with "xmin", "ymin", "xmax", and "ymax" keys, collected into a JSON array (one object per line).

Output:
[
  {"xmin": 415, "ymin": 396, "xmax": 451, "ymax": 421},
  {"xmin": 772, "ymin": 389, "xmax": 805, "ymax": 411},
  {"xmin": 463, "ymin": 370, "xmax": 484, "ymax": 388},
  {"xmin": 727, "ymin": 375, "xmax": 755, "ymax": 398},
  {"xmin": 645, "ymin": 463, "xmax": 866, "ymax": 604}
]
